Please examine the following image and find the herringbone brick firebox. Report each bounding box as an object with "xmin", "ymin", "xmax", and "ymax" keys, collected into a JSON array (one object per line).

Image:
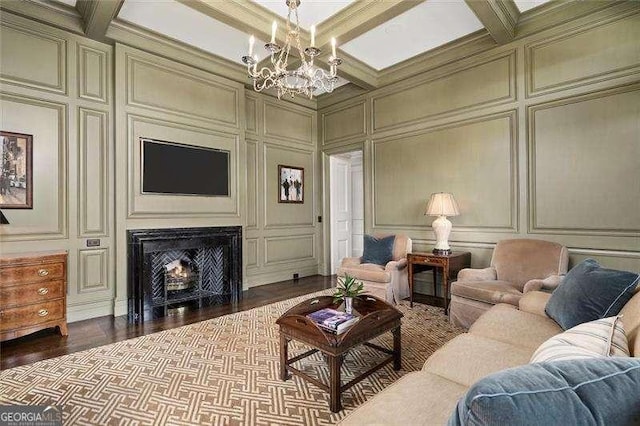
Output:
[{"xmin": 127, "ymin": 227, "xmax": 242, "ymax": 323}]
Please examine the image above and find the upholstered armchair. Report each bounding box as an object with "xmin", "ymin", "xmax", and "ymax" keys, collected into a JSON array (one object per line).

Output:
[
  {"xmin": 337, "ymin": 235, "xmax": 412, "ymax": 304},
  {"xmin": 449, "ymin": 239, "xmax": 568, "ymax": 329}
]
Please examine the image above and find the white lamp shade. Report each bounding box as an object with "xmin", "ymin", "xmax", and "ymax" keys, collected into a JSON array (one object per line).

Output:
[{"xmin": 425, "ymin": 192, "xmax": 459, "ymax": 217}]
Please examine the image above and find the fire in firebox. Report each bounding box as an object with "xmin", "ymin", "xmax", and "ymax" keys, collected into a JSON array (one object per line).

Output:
[{"xmin": 164, "ymin": 259, "xmax": 198, "ymax": 291}]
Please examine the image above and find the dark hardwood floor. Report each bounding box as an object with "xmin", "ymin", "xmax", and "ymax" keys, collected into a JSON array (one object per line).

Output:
[{"xmin": 0, "ymin": 275, "xmax": 335, "ymax": 370}]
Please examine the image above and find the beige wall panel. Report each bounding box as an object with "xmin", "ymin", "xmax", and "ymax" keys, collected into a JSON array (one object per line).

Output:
[
  {"xmin": 527, "ymin": 13, "xmax": 640, "ymax": 96},
  {"xmin": 78, "ymin": 44, "xmax": 108, "ymax": 103},
  {"xmin": 246, "ymin": 238, "xmax": 258, "ymax": 269},
  {"xmin": 264, "ymin": 100, "xmax": 314, "ymax": 145},
  {"xmin": 372, "ymin": 53, "xmax": 515, "ymax": 132},
  {"xmin": 264, "ymin": 234, "xmax": 315, "ymax": 265},
  {"xmin": 79, "ymin": 108, "xmax": 108, "ymax": 236},
  {"xmin": 0, "ymin": 95, "xmax": 66, "ymax": 240},
  {"xmin": 322, "ymin": 101, "xmax": 366, "ymax": 145},
  {"xmin": 246, "ymin": 140, "xmax": 258, "ymax": 229},
  {"xmin": 78, "ymin": 248, "xmax": 109, "ymax": 293},
  {"xmin": 127, "ymin": 115, "xmax": 240, "ymax": 218},
  {"xmin": 530, "ymin": 87, "xmax": 640, "ymax": 234},
  {"xmin": 245, "ymin": 95, "xmax": 257, "ymax": 134},
  {"xmin": 568, "ymin": 251, "xmax": 639, "ymax": 272},
  {"xmin": 128, "ymin": 57, "xmax": 239, "ymax": 128},
  {"xmin": 373, "ymin": 113, "xmax": 516, "ymax": 230},
  {"xmin": 264, "ymin": 144, "xmax": 314, "ymax": 228},
  {"xmin": 0, "ymin": 21, "xmax": 66, "ymax": 94}
]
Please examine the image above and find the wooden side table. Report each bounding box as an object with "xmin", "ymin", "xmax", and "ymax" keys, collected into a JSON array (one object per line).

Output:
[{"xmin": 407, "ymin": 252, "xmax": 471, "ymax": 311}]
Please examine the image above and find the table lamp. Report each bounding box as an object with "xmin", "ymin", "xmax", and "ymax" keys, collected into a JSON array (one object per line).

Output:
[
  {"xmin": 0, "ymin": 210, "xmax": 8, "ymax": 224},
  {"xmin": 425, "ymin": 192, "xmax": 459, "ymax": 255}
]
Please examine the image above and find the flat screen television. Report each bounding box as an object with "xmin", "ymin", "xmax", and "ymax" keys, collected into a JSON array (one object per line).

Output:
[{"xmin": 141, "ymin": 138, "xmax": 230, "ymax": 196}]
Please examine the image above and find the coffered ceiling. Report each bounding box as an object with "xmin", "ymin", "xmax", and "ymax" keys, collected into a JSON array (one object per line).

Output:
[{"xmin": 6, "ymin": 0, "xmax": 599, "ymax": 99}]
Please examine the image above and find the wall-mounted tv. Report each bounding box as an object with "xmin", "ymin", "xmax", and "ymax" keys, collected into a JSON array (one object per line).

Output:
[{"xmin": 141, "ymin": 138, "xmax": 230, "ymax": 196}]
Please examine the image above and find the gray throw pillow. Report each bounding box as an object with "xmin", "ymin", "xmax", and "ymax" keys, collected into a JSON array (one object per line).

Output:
[
  {"xmin": 448, "ymin": 358, "xmax": 640, "ymax": 426},
  {"xmin": 545, "ymin": 259, "xmax": 639, "ymax": 330},
  {"xmin": 361, "ymin": 235, "xmax": 395, "ymax": 266}
]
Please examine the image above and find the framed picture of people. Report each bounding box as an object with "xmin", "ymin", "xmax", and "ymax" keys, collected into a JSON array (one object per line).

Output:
[
  {"xmin": 278, "ymin": 165, "xmax": 304, "ymax": 204},
  {"xmin": 0, "ymin": 131, "xmax": 33, "ymax": 209}
]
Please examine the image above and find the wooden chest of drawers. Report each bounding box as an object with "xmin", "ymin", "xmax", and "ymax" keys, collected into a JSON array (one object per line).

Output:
[{"xmin": 0, "ymin": 251, "xmax": 68, "ymax": 341}]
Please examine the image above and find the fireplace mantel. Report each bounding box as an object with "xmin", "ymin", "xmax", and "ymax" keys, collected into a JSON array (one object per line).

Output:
[{"xmin": 127, "ymin": 226, "xmax": 242, "ymax": 323}]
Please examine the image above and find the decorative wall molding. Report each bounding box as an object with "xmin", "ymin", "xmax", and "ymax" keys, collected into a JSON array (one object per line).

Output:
[
  {"xmin": 321, "ymin": 99, "xmax": 367, "ymax": 146},
  {"xmin": 263, "ymin": 234, "xmax": 316, "ymax": 266},
  {"xmin": 371, "ymin": 51, "xmax": 516, "ymax": 134},
  {"xmin": 245, "ymin": 139, "xmax": 258, "ymax": 230},
  {"xmin": 245, "ymin": 238, "xmax": 259, "ymax": 270},
  {"xmin": 0, "ymin": 93, "xmax": 68, "ymax": 241},
  {"xmin": 525, "ymin": 10, "xmax": 640, "ymax": 98},
  {"xmin": 0, "ymin": 19, "xmax": 67, "ymax": 95},
  {"xmin": 245, "ymin": 95, "xmax": 258, "ymax": 135},
  {"xmin": 527, "ymin": 83, "xmax": 640, "ymax": 237},
  {"xmin": 78, "ymin": 107, "xmax": 109, "ymax": 237},
  {"xmin": 371, "ymin": 109, "xmax": 518, "ymax": 233},
  {"xmin": 262, "ymin": 143, "xmax": 315, "ymax": 229},
  {"xmin": 125, "ymin": 53, "xmax": 241, "ymax": 129},
  {"xmin": 126, "ymin": 114, "xmax": 241, "ymax": 219},
  {"xmin": 77, "ymin": 44, "xmax": 109, "ymax": 103},
  {"xmin": 78, "ymin": 248, "xmax": 110, "ymax": 293},
  {"xmin": 263, "ymin": 99, "xmax": 315, "ymax": 146}
]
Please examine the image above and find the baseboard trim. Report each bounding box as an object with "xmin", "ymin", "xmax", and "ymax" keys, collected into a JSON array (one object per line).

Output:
[
  {"xmin": 67, "ymin": 300, "xmax": 114, "ymax": 323},
  {"xmin": 245, "ymin": 266, "xmax": 319, "ymax": 288}
]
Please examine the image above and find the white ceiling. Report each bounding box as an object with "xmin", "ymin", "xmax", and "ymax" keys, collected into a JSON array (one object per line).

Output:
[
  {"xmin": 513, "ymin": 0, "xmax": 552, "ymax": 12},
  {"xmin": 50, "ymin": 0, "xmax": 77, "ymax": 7},
  {"xmin": 118, "ymin": 0, "xmax": 270, "ymax": 65},
  {"xmin": 341, "ymin": 0, "xmax": 483, "ymax": 71},
  {"xmin": 112, "ymin": 0, "xmax": 546, "ymax": 93},
  {"xmin": 252, "ymin": 0, "xmax": 356, "ymax": 30}
]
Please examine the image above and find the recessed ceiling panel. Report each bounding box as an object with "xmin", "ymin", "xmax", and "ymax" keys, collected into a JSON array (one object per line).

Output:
[
  {"xmin": 252, "ymin": 0, "xmax": 356, "ymax": 30},
  {"xmin": 513, "ymin": 0, "xmax": 552, "ymax": 12},
  {"xmin": 340, "ymin": 0, "xmax": 484, "ymax": 71},
  {"xmin": 50, "ymin": 0, "xmax": 77, "ymax": 7},
  {"xmin": 118, "ymin": 0, "xmax": 269, "ymax": 64}
]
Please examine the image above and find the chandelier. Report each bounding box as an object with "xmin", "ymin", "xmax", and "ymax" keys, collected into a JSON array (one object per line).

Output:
[{"xmin": 241, "ymin": 0, "xmax": 343, "ymax": 99}]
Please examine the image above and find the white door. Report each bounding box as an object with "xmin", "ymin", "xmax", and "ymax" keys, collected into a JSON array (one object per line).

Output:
[{"xmin": 330, "ymin": 155, "xmax": 352, "ymax": 274}]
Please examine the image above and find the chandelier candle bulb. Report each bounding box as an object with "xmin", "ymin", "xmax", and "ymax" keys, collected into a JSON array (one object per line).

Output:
[
  {"xmin": 248, "ymin": 35, "xmax": 255, "ymax": 56},
  {"xmin": 331, "ymin": 37, "xmax": 336, "ymax": 58},
  {"xmin": 253, "ymin": 55, "xmax": 257, "ymax": 73},
  {"xmin": 271, "ymin": 21, "xmax": 277, "ymax": 43},
  {"xmin": 310, "ymin": 25, "xmax": 315, "ymax": 47}
]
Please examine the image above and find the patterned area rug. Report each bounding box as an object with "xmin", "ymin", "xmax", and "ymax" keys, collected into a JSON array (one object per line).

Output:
[{"xmin": 0, "ymin": 290, "xmax": 462, "ymax": 425}]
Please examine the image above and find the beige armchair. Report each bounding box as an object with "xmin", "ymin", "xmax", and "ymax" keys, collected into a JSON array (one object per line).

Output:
[
  {"xmin": 449, "ymin": 239, "xmax": 568, "ymax": 329},
  {"xmin": 337, "ymin": 235, "xmax": 412, "ymax": 304}
]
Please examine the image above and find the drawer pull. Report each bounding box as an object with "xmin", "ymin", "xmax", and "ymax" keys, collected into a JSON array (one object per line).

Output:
[
  {"xmin": 38, "ymin": 309, "xmax": 49, "ymax": 317},
  {"xmin": 38, "ymin": 287, "xmax": 49, "ymax": 295},
  {"xmin": 38, "ymin": 269, "xmax": 50, "ymax": 277}
]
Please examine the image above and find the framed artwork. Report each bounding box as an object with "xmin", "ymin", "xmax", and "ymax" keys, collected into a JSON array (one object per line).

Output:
[
  {"xmin": 278, "ymin": 165, "xmax": 304, "ymax": 203},
  {"xmin": 0, "ymin": 131, "xmax": 33, "ymax": 209}
]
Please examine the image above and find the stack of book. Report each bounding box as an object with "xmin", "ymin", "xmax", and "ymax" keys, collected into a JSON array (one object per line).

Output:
[{"xmin": 307, "ymin": 308, "xmax": 359, "ymax": 334}]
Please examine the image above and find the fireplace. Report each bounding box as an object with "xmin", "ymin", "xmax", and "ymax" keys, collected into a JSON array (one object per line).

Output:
[{"xmin": 127, "ymin": 226, "xmax": 242, "ymax": 323}]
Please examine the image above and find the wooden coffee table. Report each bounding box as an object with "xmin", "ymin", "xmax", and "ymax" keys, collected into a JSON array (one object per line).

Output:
[{"xmin": 276, "ymin": 295, "xmax": 403, "ymax": 412}]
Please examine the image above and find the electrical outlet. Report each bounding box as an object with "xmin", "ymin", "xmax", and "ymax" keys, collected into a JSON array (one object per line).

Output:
[
  {"xmin": 293, "ymin": 273, "xmax": 299, "ymax": 280},
  {"xmin": 86, "ymin": 239, "xmax": 101, "ymax": 247},
  {"xmin": 317, "ymin": 216, "xmax": 322, "ymax": 223}
]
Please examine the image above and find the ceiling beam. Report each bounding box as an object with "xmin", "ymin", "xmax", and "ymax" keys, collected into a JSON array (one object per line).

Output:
[
  {"xmin": 176, "ymin": 0, "xmax": 379, "ymax": 89},
  {"xmin": 464, "ymin": 0, "xmax": 520, "ymax": 44},
  {"xmin": 315, "ymin": 0, "xmax": 425, "ymax": 48},
  {"xmin": 77, "ymin": 0, "xmax": 124, "ymax": 41}
]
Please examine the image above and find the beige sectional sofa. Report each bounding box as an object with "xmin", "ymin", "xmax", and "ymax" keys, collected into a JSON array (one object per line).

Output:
[{"xmin": 338, "ymin": 289, "xmax": 640, "ymax": 425}]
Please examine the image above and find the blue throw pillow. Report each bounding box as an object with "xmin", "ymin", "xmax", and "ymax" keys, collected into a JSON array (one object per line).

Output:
[
  {"xmin": 545, "ymin": 259, "xmax": 639, "ymax": 330},
  {"xmin": 448, "ymin": 358, "xmax": 640, "ymax": 426},
  {"xmin": 361, "ymin": 235, "xmax": 395, "ymax": 266}
]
